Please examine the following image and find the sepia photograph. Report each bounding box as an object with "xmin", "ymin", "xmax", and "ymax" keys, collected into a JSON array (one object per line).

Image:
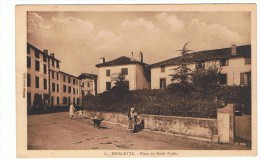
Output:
[{"xmin": 15, "ymin": 4, "xmax": 257, "ymax": 157}]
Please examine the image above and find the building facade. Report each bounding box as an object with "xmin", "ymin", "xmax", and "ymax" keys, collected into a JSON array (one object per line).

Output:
[
  {"xmin": 150, "ymin": 45, "xmax": 251, "ymax": 89},
  {"xmin": 27, "ymin": 43, "xmax": 81, "ymax": 110},
  {"xmin": 78, "ymin": 73, "xmax": 98, "ymax": 96},
  {"xmin": 96, "ymin": 53, "xmax": 150, "ymax": 94}
]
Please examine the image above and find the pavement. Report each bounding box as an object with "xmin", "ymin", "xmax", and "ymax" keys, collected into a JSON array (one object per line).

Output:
[{"xmin": 27, "ymin": 112, "xmax": 251, "ymax": 150}]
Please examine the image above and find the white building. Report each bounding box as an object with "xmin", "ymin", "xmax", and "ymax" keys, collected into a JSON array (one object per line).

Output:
[
  {"xmin": 96, "ymin": 53, "xmax": 150, "ymax": 93},
  {"xmin": 78, "ymin": 73, "xmax": 98, "ymax": 96},
  {"xmin": 150, "ymin": 45, "xmax": 251, "ymax": 89}
]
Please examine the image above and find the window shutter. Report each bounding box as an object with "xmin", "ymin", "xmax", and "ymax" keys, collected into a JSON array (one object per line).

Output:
[{"xmin": 240, "ymin": 73, "xmax": 244, "ymax": 85}]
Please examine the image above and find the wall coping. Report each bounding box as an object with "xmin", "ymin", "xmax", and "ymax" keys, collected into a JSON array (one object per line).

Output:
[
  {"xmin": 139, "ymin": 114, "xmax": 217, "ymax": 121},
  {"xmin": 86, "ymin": 110, "xmax": 217, "ymax": 121}
]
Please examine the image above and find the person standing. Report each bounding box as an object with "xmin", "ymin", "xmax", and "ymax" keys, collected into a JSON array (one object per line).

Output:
[
  {"xmin": 128, "ymin": 107, "xmax": 137, "ymax": 133},
  {"xmin": 69, "ymin": 103, "xmax": 76, "ymax": 120}
]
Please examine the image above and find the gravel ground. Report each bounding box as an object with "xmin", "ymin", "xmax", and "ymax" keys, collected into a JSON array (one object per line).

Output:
[{"xmin": 27, "ymin": 112, "xmax": 251, "ymax": 150}]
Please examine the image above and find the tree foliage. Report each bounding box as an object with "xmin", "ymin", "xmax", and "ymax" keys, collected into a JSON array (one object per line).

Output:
[
  {"xmin": 110, "ymin": 72, "xmax": 129, "ymax": 93},
  {"xmin": 169, "ymin": 42, "xmax": 193, "ymax": 85}
]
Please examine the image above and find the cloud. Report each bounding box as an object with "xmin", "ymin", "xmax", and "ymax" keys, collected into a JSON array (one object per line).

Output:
[
  {"xmin": 93, "ymin": 30, "xmax": 120, "ymax": 50},
  {"xmin": 52, "ymin": 17, "xmax": 94, "ymax": 35},
  {"xmin": 27, "ymin": 12, "xmax": 51, "ymax": 34},
  {"xmin": 121, "ymin": 18, "xmax": 160, "ymax": 32},
  {"xmin": 189, "ymin": 19, "xmax": 242, "ymax": 46},
  {"xmin": 155, "ymin": 12, "xmax": 184, "ymax": 32}
]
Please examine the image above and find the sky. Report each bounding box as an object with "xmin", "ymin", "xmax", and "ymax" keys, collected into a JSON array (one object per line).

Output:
[{"xmin": 27, "ymin": 11, "xmax": 251, "ymax": 76}]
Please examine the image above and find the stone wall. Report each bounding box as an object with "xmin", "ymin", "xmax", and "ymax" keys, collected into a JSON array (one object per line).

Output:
[
  {"xmin": 140, "ymin": 114, "xmax": 218, "ymax": 139},
  {"xmin": 84, "ymin": 110, "xmax": 218, "ymax": 140}
]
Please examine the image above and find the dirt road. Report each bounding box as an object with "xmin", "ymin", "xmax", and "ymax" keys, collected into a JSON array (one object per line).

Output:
[{"xmin": 27, "ymin": 112, "xmax": 250, "ymax": 150}]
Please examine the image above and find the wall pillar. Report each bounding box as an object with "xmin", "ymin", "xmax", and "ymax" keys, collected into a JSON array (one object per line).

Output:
[{"xmin": 217, "ymin": 104, "xmax": 235, "ymax": 144}]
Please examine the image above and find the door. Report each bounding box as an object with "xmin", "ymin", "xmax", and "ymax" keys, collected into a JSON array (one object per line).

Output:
[{"xmin": 160, "ymin": 78, "xmax": 166, "ymax": 89}]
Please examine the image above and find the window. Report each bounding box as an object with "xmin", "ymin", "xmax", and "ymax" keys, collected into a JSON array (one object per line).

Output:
[
  {"xmin": 43, "ymin": 79, "xmax": 47, "ymax": 89},
  {"xmin": 56, "ymin": 61, "xmax": 59, "ymax": 68},
  {"xmin": 73, "ymin": 79, "xmax": 75, "ymax": 85},
  {"xmin": 87, "ymin": 82, "xmax": 90, "ymax": 87},
  {"xmin": 106, "ymin": 82, "xmax": 111, "ymax": 91},
  {"xmin": 240, "ymin": 72, "xmax": 251, "ymax": 86},
  {"xmin": 121, "ymin": 68, "xmax": 128, "ymax": 75},
  {"xmin": 44, "ymin": 64, "xmax": 47, "ymax": 74},
  {"xmin": 35, "ymin": 60, "xmax": 40, "ymax": 71},
  {"xmin": 57, "ymin": 84, "xmax": 59, "ymax": 92},
  {"xmin": 52, "ymin": 59, "xmax": 54, "ymax": 66},
  {"xmin": 27, "ymin": 93, "xmax": 31, "ymax": 107},
  {"xmin": 160, "ymin": 78, "xmax": 166, "ymax": 89},
  {"xmin": 27, "ymin": 46, "xmax": 30, "ymax": 54},
  {"xmin": 52, "ymin": 83, "xmax": 55, "ymax": 92},
  {"xmin": 27, "ymin": 74, "xmax": 31, "ymax": 87},
  {"xmin": 68, "ymin": 86, "xmax": 71, "ymax": 93},
  {"xmin": 161, "ymin": 66, "xmax": 165, "ymax": 73},
  {"xmin": 52, "ymin": 71, "xmax": 54, "ymax": 79},
  {"xmin": 73, "ymin": 88, "xmax": 75, "ymax": 94},
  {"xmin": 76, "ymin": 89, "xmax": 78, "ymax": 95},
  {"xmin": 87, "ymin": 91, "xmax": 91, "ymax": 94},
  {"xmin": 106, "ymin": 70, "xmax": 110, "ymax": 77},
  {"xmin": 57, "ymin": 72, "xmax": 59, "ymax": 80},
  {"xmin": 35, "ymin": 51, "xmax": 40, "ymax": 58},
  {"xmin": 220, "ymin": 59, "xmax": 229, "ymax": 66},
  {"xmin": 43, "ymin": 55, "xmax": 47, "ymax": 62},
  {"xmin": 76, "ymin": 80, "xmax": 78, "ymax": 86},
  {"xmin": 27, "ymin": 56, "xmax": 31, "ymax": 68},
  {"xmin": 63, "ymin": 97, "xmax": 67, "ymax": 105},
  {"xmin": 196, "ymin": 62, "xmax": 205, "ymax": 69},
  {"xmin": 77, "ymin": 98, "xmax": 80, "ymax": 105},
  {"xmin": 68, "ymin": 77, "xmax": 71, "ymax": 83},
  {"xmin": 57, "ymin": 97, "xmax": 59, "ymax": 105},
  {"xmin": 125, "ymin": 81, "xmax": 129, "ymax": 89},
  {"xmin": 63, "ymin": 75, "xmax": 66, "ymax": 82},
  {"xmin": 245, "ymin": 58, "xmax": 251, "ymax": 65},
  {"xmin": 219, "ymin": 74, "xmax": 227, "ymax": 85},
  {"xmin": 63, "ymin": 85, "xmax": 66, "ymax": 92},
  {"xmin": 35, "ymin": 76, "xmax": 39, "ymax": 88}
]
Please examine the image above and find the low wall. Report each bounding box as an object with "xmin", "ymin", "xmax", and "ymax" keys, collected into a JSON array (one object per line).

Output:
[
  {"xmin": 84, "ymin": 110, "xmax": 218, "ymax": 140},
  {"xmin": 140, "ymin": 114, "xmax": 218, "ymax": 139}
]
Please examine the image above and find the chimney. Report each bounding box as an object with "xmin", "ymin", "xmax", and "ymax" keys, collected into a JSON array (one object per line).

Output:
[
  {"xmin": 139, "ymin": 52, "xmax": 143, "ymax": 63},
  {"xmin": 231, "ymin": 44, "xmax": 236, "ymax": 55},
  {"xmin": 130, "ymin": 52, "xmax": 135, "ymax": 61},
  {"xmin": 99, "ymin": 57, "xmax": 105, "ymax": 64},
  {"xmin": 43, "ymin": 49, "xmax": 48, "ymax": 55},
  {"xmin": 50, "ymin": 53, "xmax": 55, "ymax": 58}
]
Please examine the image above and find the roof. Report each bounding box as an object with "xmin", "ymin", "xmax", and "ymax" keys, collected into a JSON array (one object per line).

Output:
[
  {"xmin": 78, "ymin": 73, "xmax": 98, "ymax": 80},
  {"xmin": 150, "ymin": 45, "xmax": 251, "ymax": 68},
  {"xmin": 27, "ymin": 42, "xmax": 61, "ymax": 62},
  {"xmin": 96, "ymin": 56, "xmax": 148, "ymax": 68},
  {"xmin": 59, "ymin": 71, "xmax": 79, "ymax": 79}
]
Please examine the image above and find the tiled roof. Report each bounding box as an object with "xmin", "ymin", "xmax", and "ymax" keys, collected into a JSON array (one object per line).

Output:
[
  {"xmin": 96, "ymin": 56, "xmax": 147, "ymax": 67},
  {"xmin": 59, "ymin": 71, "xmax": 79, "ymax": 79},
  {"xmin": 27, "ymin": 42, "xmax": 61, "ymax": 62},
  {"xmin": 150, "ymin": 45, "xmax": 251, "ymax": 68},
  {"xmin": 78, "ymin": 73, "xmax": 97, "ymax": 80}
]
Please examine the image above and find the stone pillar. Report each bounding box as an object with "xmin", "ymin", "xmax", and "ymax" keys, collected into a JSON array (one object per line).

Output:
[{"xmin": 217, "ymin": 104, "xmax": 235, "ymax": 144}]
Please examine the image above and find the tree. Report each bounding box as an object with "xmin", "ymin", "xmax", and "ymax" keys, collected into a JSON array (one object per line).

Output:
[
  {"xmin": 169, "ymin": 42, "xmax": 193, "ymax": 85},
  {"xmin": 110, "ymin": 72, "xmax": 129, "ymax": 93},
  {"xmin": 192, "ymin": 66, "xmax": 221, "ymax": 94}
]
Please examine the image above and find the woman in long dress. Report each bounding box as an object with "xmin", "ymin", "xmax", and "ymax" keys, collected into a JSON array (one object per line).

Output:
[
  {"xmin": 128, "ymin": 107, "xmax": 137, "ymax": 133},
  {"xmin": 69, "ymin": 103, "xmax": 76, "ymax": 119}
]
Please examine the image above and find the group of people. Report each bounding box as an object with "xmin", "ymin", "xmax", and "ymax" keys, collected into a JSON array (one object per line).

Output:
[
  {"xmin": 69, "ymin": 103, "xmax": 140, "ymax": 133},
  {"xmin": 69, "ymin": 103, "xmax": 84, "ymax": 120}
]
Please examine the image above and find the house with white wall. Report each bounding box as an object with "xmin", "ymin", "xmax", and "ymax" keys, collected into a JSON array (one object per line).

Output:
[
  {"xmin": 150, "ymin": 44, "xmax": 251, "ymax": 89},
  {"xmin": 78, "ymin": 73, "xmax": 98, "ymax": 96},
  {"xmin": 96, "ymin": 52, "xmax": 150, "ymax": 93}
]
